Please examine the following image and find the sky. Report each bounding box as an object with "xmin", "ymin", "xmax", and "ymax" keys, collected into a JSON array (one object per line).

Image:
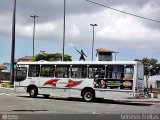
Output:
[{"xmin": 0, "ymin": 0, "xmax": 160, "ymax": 63}]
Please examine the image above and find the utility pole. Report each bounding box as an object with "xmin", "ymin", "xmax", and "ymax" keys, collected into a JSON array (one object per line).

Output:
[
  {"xmin": 30, "ymin": 15, "xmax": 39, "ymax": 57},
  {"xmin": 90, "ymin": 24, "xmax": 98, "ymax": 61},
  {"xmin": 62, "ymin": 0, "xmax": 66, "ymax": 61},
  {"xmin": 10, "ymin": 0, "xmax": 16, "ymax": 84}
]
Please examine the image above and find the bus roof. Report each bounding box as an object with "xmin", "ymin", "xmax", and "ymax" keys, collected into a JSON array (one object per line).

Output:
[{"xmin": 17, "ymin": 61, "xmax": 142, "ymax": 65}]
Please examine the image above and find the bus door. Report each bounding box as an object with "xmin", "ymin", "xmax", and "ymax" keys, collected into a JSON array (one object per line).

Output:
[
  {"xmin": 137, "ymin": 63, "xmax": 144, "ymax": 94},
  {"xmin": 14, "ymin": 65, "xmax": 28, "ymax": 92}
]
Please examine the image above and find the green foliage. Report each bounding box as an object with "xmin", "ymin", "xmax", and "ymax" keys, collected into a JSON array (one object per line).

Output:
[{"xmin": 33, "ymin": 51, "xmax": 72, "ymax": 61}]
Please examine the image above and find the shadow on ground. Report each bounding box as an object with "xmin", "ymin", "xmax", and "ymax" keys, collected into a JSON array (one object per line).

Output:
[{"xmin": 18, "ymin": 95, "xmax": 153, "ymax": 106}]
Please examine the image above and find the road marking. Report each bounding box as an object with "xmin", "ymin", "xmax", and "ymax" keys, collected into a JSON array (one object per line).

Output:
[
  {"xmin": 108, "ymin": 105, "xmax": 115, "ymax": 109},
  {"xmin": 0, "ymin": 93, "xmax": 28, "ymax": 96},
  {"xmin": 92, "ymin": 112, "xmax": 100, "ymax": 114},
  {"xmin": 0, "ymin": 93, "xmax": 6, "ymax": 95}
]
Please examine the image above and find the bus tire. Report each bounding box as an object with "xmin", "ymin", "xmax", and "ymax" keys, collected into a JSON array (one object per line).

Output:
[
  {"xmin": 29, "ymin": 87, "xmax": 38, "ymax": 98},
  {"xmin": 82, "ymin": 89, "xmax": 95, "ymax": 102},
  {"xmin": 43, "ymin": 94, "xmax": 50, "ymax": 98}
]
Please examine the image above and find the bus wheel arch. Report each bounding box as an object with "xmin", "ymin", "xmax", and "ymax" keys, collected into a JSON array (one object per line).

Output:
[
  {"xmin": 27, "ymin": 85, "xmax": 38, "ymax": 98},
  {"xmin": 81, "ymin": 87, "xmax": 95, "ymax": 102}
]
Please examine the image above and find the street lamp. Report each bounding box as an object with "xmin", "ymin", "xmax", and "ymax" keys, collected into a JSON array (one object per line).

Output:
[
  {"xmin": 30, "ymin": 15, "xmax": 39, "ymax": 57},
  {"xmin": 90, "ymin": 24, "xmax": 98, "ymax": 61},
  {"xmin": 10, "ymin": 0, "xmax": 16, "ymax": 84},
  {"xmin": 113, "ymin": 51, "xmax": 119, "ymax": 61}
]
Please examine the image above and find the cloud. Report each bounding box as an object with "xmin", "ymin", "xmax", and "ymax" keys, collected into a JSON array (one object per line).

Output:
[
  {"xmin": 16, "ymin": 22, "xmax": 57, "ymax": 39},
  {"xmin": 97, "ymin": 14, "xmax": 160, "ymax": 41},
  {"xmin": 0, "ymin": 0, "xmax": 160, "ymax": 63}
]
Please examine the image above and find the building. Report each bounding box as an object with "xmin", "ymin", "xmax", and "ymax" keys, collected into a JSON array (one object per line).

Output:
[
  {"xmin": 96, "ymin": 48, "xmax": 114, "ymax": 61},
  {"xmin": 0, "ymin": 63, "xmax": 10, "ymax": 81},
  {"xmin": 147, "ymin": 75, "xmax": 160, "ymax": 88},
  {"xmin": 0, "ymin": 56, "xmax": 32, "ymax": 81},
  {"xmin": 17, "ymin": 56, "xmax": 33, "ymax": 62}
]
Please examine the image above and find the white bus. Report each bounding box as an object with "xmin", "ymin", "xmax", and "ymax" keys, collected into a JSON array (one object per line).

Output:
[{"xmin": 14, "ymin": 61, "xmax": 144, "ymax": 102}]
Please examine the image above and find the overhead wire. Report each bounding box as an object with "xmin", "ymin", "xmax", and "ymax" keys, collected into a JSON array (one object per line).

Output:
[{"xmin": 86, "ymin": 0, "xmax": 160, "ymax": 23}]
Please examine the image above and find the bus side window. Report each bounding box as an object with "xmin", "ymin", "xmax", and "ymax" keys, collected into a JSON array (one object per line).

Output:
[
  {"xmin": 88, "ymin": 65, "xmax": 105, "ymax": 79},
  {"xmin": 55, "ymin": 65, "xmax": 70, "ymax": 78},
  {"xmin": 40, "ymin": 65, "xmax": 55, "ymax": 77},
  {"xmin": 124, "ymin": 65, "xmax": 134, "ymax": 80},
  {"xmin": 106, "ymin": 65, "xmax": 124, "ymax": 79},
  {"xmin": 28, "ymin": 65, "xmax": 40, "ymax": 77},
  {"xmin": 71, "ymin": 65, "xmax": 87, "ymax": 78},
  {"xmin": 106, "ymin": 65, "xmax": 113, "ymax": 78}
]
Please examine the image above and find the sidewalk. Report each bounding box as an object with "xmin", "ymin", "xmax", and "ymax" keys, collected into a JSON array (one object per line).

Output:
[{"xmin": 113, "ymin": 98, "xmax": 160, "ymax": 103}]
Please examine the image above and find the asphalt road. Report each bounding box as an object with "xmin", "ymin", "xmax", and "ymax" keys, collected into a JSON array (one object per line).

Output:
[{"xmin": 0, "ymin": 88, "xmax": 160, "ymax": 120}]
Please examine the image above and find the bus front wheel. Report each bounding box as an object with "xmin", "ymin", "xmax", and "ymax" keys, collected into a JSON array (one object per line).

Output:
[
  {"xmin": 82, "ymin": 89, "xmax": 95, "ymax": 102},
  {"xmin": 29, "ymin": 87, "xmax": 38, "ymax": 98}
]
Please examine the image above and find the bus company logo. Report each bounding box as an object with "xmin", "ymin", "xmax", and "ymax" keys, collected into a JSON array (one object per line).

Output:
[
  {"xmin": 43, "ymin": 79, "xmax": 59, "ymax": 87},
  {"xmin": 65, "ymin": 79, "xmax": 83, "ymax": 87},
  {"xmin": 43, "ymin": 79, "xmax": 83, "ymax": 88}
]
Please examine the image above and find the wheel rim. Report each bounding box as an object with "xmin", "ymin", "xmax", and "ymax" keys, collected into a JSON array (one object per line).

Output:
[
  {"xmin": 30, "ymin": 89, "xmax": 35, "ymax": 96},
  {"xmin": 84, "ymin": 92, "xmax": 92, "ymax": 101}
]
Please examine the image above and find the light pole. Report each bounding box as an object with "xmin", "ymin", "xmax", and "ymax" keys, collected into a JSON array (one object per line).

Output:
[
  {"xmin": 62, "ymin": 0, "xmax": 66, "ymax": 61},
  {"xmin": 113, "ymin": 52, "xmax": 119, "ymax": 61},
  {"xmin": 30, "ymin": 15, "xmax": 39, "ymax": 57},
  {"xmin": 90, "ymin": 24, "xmax": 98, "ymax": 61},
  {"xmin": 10, "ymin": 0, "xmax": 16, "ymax": 84}
]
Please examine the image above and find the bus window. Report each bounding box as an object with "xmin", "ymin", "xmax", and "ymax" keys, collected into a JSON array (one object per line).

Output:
[
  {"xmin": 71, "ymin": 65, "xmax": 87, "ymax": 78},
  {"xmin": 40, "ymin": 65, "xmax": 55, "ymax": 77},
  {"xmin": 124, "ymin": 65, "xmax": 134, "ymax": 80},
  {"xmin": 28, "ymin": 65, "xmax": 40, "ymax": 77},
  {"xmin": 88, "ymin": 65, "xmax": 105, "ymax": 79},
  {"xmin": 15, "ymin": 67, "xmax": 27, "ymax": 81},
  {"xmin": 55, "ymin": 65, "xmax": 70, "ymax": 78},
  {"xmin": 138, "ymin": 64, "xmax": 144, "ymax": 80},
  {"xmin": 106, "ymin": 65, "xmax": 124, "ymax": 79}
]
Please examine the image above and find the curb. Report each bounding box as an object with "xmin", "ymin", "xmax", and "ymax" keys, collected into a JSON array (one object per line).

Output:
[{"xmin": 114, "ymin": 99, "xmax": 160, "ymax": 103}]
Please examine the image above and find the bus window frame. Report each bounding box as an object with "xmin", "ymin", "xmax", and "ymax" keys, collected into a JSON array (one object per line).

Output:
[
  {"xmin": 40, "ymin": 65, "xmax": 55, "ymax": 77},
  {"xmin": 71, "ymin": 65, "xmax": 87, "ymax": 78},
  {"xmin": 105, "ymin": 65, "xmax": 124, "ymax": 79},
  {"xmin": 88, "ymin": 65, "xmax": 105, "ymax": 79},
  {"xmin": 28, "ymin": 65, "xmax": 40, "ymax": 77},
  {"xmin": 55, "ymin": 65, "xmax": 71, "ymax": 78},
  {"xmin": 124, "ymin": 65, "xmax": 134, "ymax": 80}
]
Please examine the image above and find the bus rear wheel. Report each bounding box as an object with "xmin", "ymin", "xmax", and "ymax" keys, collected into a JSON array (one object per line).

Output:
[
  {"xmin": 29, "ymin": 87, "xmax": 38, "ymax": 98},
  {"xmin": 82, "ymin": 89, "xmax": 95, "ymax": 102}
]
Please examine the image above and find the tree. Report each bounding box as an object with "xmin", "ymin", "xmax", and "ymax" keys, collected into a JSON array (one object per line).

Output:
[
  {"xmin": 33, "ymin": 51, "xmax": 72, "ymax": 61},
  {"xmin": 149, "ymin": 64, "xmax": 160, "ymax": 76},
  {"xmin": 135, "ymin": 58, "xmax": 159, "ymax": 88}
]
